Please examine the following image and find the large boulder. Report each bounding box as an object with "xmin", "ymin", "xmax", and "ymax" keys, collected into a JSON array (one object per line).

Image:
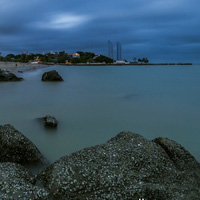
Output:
[
  {"xmin": 0, "ymin": 162, "xmax": 49, "ymax": 199},
  {"xmin": 43, "ymin": 115, "xmax": 58, "ymax": 128},
  {"xmin": 0, "ymin": 69, "xmax": 23, "ymax": 81},
  {"xmin": 37, "ymin": 131, "xmax": 200, "ymax": 199},
  {"xmin": 0, "ymin": 124, "xmax": 42, "ymax": 164},
  {"xmin": 41, "ymin": 70, "xmax": 63, "ymax": 81},
  {"xmin": 153, "ymin": 137, "xmax": 199, "ymax": 171}
]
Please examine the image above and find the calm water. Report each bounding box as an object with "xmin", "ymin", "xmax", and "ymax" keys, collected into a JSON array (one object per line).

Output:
[{"xmin": 1, "ymin": 65, "xmax": 200, "ymax": 162}]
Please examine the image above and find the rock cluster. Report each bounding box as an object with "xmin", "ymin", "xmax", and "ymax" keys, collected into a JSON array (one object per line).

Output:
[
  {"xmin": 0, "ymin": 124, "xmax": 42, "ymax": 164},
  {"xmin": 0, "ymin": 124, "xmax": 50, "ymax": 199},
  {"xmin": 0, "ymin": 125, "xmax": 199, "ymax": 200},
  {"xmin": 41, "ymin": 70, "xmax": 63, "ymax": 81},
  {"xmin": 43, "ymin": 115, "xmax": 58, "ymax": 128},
  {"xmin": 0, "ymin": 69, "xmax": 23, "ymax": 81},
  {"xmin": 37, "ymin": 131, "xmax": 200, "ymax": 200}
]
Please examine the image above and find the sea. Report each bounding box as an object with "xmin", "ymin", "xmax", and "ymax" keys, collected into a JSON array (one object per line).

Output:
[{"xmin": 1, "ymin": 65, "xmax": 200, "ymax": 163}]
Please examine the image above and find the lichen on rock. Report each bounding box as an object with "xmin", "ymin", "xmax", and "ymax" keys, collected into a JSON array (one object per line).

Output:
[
  {"xmin": 37, "ymin": 131, "xmax": 200, "ymax": 199},
  {"xmin": 0, "ymin": 162, "xmax": 49, "ymax": 200}
]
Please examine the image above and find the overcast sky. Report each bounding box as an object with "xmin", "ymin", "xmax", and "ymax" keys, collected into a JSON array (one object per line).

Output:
[{"xmin": 0, "ymin": 0, "xmax": 199, "ymax": 62}]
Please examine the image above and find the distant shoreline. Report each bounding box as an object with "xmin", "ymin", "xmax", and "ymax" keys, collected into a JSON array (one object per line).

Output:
[
  {"xmin": 0, "ymin": 61, "xmax": 193, "ymax": 73},
  {"xmin": 57, "ymin": 62, "xmax": 193, "ymax": 66}
]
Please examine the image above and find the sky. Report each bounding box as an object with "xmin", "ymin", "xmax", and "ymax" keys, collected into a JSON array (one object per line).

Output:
[{"xmin": 0, "ymin": 0, "xmax": 200, "ymax": 62}]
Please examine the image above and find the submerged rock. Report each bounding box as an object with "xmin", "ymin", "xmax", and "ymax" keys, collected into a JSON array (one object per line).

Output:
[
  {"xmin": 37, "ymin": 131, "xmax": 200, "ymax": 199},
  {"xmin": 0, "ymin": 124, "xmax": 42, "ymax": 164},
  {"xmin": 0, "ymin": 162, "xmax": 49, "ymax": 200},
  {"xmin": 41, "ymin": 70, "xmax": 63, "ymax": 81},
  {"xmin": 43, "ymin": 115, "xmax": 58, "ymax": 128},
  {"xmin": 0, "ymin": 69, "xmax": 23, "ymax": 81}
]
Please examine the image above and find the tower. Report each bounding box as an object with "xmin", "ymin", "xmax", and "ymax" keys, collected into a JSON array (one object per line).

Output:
[
  {"xmin": 117, "ymin": 42, "xmax": 121, "ymax": 60},
  {"xmin": 108, "ymin": 40, "xmax": 113, "ymax": 59}
]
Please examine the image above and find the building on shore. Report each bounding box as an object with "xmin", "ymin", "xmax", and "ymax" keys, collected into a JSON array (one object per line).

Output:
[
  {"xmin": 93, "ymin": 55, "xmax": 101, "ymax": 60},
  {"xmin": 114, "ymin": 60, "xmax": 130, "ymax": 64},
  {"xmin": 72, "ymin": 53, "xmax": 80, "ymax": 58}
]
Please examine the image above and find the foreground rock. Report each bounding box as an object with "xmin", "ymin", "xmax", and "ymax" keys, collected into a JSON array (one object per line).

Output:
[
  {"xmin": 37, "ymin": 131, "xmax": 200, "ymax": 199},
  {"xmin": 153, "ymin": 137, "xmax": 200, "ymax": 171},
  {"xmin": 0, "ymin": 124, "xmax": 42, "ymax": 164},
  {"xmin": 43, "ymin": 115, "xmax": 58, "ymax": 128},
  {"xmin": 0, "ymin": 69, "xmax": 23, "ymax": 81},
  {"xmin": 0, "ymin": 162, "xmax": 49, "ymax": 199},
  {"xmin": 41, "ymin": 70, "xmax": 63, "ymax": 81}
]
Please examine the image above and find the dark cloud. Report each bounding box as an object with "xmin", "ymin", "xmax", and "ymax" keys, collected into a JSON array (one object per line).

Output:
[{"xmin": 0, "ymin": 0, "xmax": 200, "ymax": 62}]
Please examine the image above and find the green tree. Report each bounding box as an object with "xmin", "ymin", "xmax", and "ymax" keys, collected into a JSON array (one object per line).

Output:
[
  {"xmin": 59, "ymin": 51, "xmax": 66, "ymax": 57},
  {"xmin": 138, "ymin": 58, "xmax": 149, "ymax": 63},
  {"xmin": 95, "ymin": 55, "xmax": 113, "ymax": 63},
  {"xmin": 142, "ymin": 58, "xmax": 149, "ymax": 63},
  {"xmin": 77, "ymin": 51, "xmax": 85, "ymax": 57},
  {"xmin": 85, "ymin": 52, "xmax": 95, "ymax": 58},
  {"xmin": 71, "ymin": 58, "xmax": 81, "ymax": 63}
]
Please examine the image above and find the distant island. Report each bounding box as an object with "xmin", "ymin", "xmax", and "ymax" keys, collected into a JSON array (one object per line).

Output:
[{"xmin": 0, "ymin": 51, "xmax": 192, "ymax": 65}]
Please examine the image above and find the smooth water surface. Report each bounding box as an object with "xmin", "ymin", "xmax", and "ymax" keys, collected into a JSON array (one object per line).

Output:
[{"xmin": 1, "ymin": 65, "xmax": 200, "ymax": 162}]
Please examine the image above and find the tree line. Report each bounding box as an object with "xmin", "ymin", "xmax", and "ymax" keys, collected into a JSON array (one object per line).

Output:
[{"xmin": 0, "ymin": 51, "xmax": 114, "ymax": 64}]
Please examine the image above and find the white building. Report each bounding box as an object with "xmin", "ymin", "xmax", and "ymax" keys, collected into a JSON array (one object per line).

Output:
[{"xmin": 114, "ymin": 60, "xmax": 130, "ymax": 64}]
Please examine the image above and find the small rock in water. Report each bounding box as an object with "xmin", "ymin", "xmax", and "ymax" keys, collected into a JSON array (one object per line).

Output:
[
  {"xmin": 43, "ymin": 115, "xmax": 58, "ymax": 128},
  {"xmin": 41, "ymin": 70, "xmax": 63, "ymax": 81},
  {"xmin": 0, "ymin": 69, "xmax": 23, "ymax": 81}
]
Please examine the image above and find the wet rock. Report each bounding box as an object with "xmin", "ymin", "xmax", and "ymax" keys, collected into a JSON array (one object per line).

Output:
[
  {"xmin": 41, "ymin": 70, "xmax": 63, "ymax": 81},
  {"xmin": 43, "ymin": 115, "xmax": 58, "ymax": 128},
  {"xmin": 0, "ymin": 124, "xmax": 42, "ymax": 164},
  {"xmin": 153, "ymin": 137, "xmax": 199, "ymax": 171},
  {"xmin": 37, "ymin": 131, "xmax": 200, "ymax": 199},
  {"xmin": 0, "ymin": 162, "xmax": 49, "ymax": 200},
  {"xmin": 0, "ymin": 69, "xmax": 23, "ymax": 81}
]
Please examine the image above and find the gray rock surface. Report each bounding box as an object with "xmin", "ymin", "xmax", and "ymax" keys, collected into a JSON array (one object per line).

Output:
[
  {"xmin": 41, "ymin": 70, "xmax": 63, "ymax": 81},
  {"xmin": 153, "ymin": 137, "xmax": 199, "ymax": 171},
  {"xmin": 43, "ymin": 115, "xmax": 58, "ymax": 128},
  {"xmin": 0, "ymin": 69, "xmax": 23, "ymax": 81},
  {"xmin": 0, "ymin": 162, "xmax": 49, "ymax": 200},
  {"xmin": 37, "ymin": 131, "xmax": 200, "ymax": 199},
  {"xmin": 0, "ymin": 124, "xmax": 42, "ymax": 164}
]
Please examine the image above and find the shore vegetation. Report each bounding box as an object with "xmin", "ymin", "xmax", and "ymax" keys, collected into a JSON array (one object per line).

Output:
[{"xmin": 0, "ymin": 51, "xmax": 114, "ymax": 64}]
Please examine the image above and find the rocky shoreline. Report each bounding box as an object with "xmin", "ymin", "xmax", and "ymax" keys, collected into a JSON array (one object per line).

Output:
[{"xmin": 0, "ymin": 124, "xmax": 199, "ymax": 199}]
